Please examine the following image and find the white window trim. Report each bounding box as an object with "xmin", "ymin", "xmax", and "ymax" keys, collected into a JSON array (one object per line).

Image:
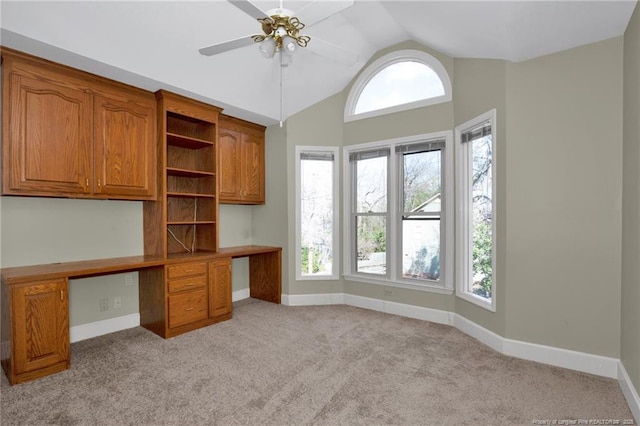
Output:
[
  {"xmin": 343, "ymin": 131, "xmax": 454, "ymax": 294},
  {"xmin": 455, "ymin": 109, "xmax": 497, "ymax": 312},
  {"xmin": 295, "ymin": 146, "xmax": 340, "ymax": 281},
  {"xmin": 344, "ymin": 49, "xmax": 452, "ymax": 123}
]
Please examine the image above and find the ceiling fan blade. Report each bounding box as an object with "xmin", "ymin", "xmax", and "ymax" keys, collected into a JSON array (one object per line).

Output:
[
  {"xmin": 307, "ymin": 36, "xmax": 360, "ymax": 66},
  {"xmin": 199, "ymin": 36, "xmax": 255, "ymax": 56},
  {"xmin": 295, "ymin": 0, "xmax": 354, "ymax": 27},
  {"xmin": 228, "ymin": 0, "xmax": 269, "ymax": 20}
]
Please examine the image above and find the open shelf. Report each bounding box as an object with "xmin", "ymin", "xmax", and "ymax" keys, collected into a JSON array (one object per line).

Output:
[
  {"xmin": 145, "ymin": 90, "xmax": 221, "ymax": 257},
  {"xmin": 167, "ymin": 175, "xmax": 215, "ymax": 196},
  {"xmin": 167, "ymin": 145, "xmax": 215, "ymax": 173},
  {"xmin": 166, "ymin": 132, "xmax": 213, "ymax": 149},
  {"xmin": 166, "ymin": 167, "xmax": 215, "ymax": 178},
  {"xmin": 167, "ymin": 197, "xmax": 215, "ymax": 222},
  {"xmin": 167, "ymin": 223, "xmax": 216, "ymax": 255},
  {"xmin": 167, "ymin": 112, "xmax": 215, "ymax": 143}
]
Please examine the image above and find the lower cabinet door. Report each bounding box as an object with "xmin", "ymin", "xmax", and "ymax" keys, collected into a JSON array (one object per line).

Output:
[
  {"xmin": 168, "ymin": 288, "xmax": 208, "ymax": 329},
  {"xmin": 13, "ymin": 279, "xmax": 69, "ymax": 375},
  {"xmin": 209, "ymin": 258, "xmax": 232, "ymax": 318}
]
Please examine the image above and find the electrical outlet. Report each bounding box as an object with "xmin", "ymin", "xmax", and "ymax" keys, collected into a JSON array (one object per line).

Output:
[
  {"xmin": 99, "ymin": 298, "xmax": 109, "ymax": 312},
  {"xmin": 384, "ymin": 289, "xmax": 394, "ymax": 296},
  {"xmin": 114, "ymin": 297, "xmax": 122, "ymax": 309},
  {"xmin": 124, "ymin": 274, "xmax": 134, "ymax": 287}
]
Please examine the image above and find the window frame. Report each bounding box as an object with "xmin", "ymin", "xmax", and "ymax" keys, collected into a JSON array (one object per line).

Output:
[
  {"xmin": 455, "ymin": 109, "xmax": 497, "ymax": 311},
  {"xmin": 295, "ymin": 146, "xmax": 340, "ymax": 281},
  {"xmin": 343, "ymin": 132, "xmax": 454, "ymax": 294},
  {"xmin": 344, "ymin": 50, "xmax": 452, "ymax": 123}
]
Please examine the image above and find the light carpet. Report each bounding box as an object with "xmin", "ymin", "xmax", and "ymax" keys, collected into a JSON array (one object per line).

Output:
[{"xmin": 0, "ymin": 298, "xmax": 634, "ymax": 425}]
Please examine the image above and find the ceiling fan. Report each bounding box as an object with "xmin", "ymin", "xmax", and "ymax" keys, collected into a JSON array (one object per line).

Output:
[{"xmin": 199, "ymin": 0, "xmax": 357, "ymax": 65}]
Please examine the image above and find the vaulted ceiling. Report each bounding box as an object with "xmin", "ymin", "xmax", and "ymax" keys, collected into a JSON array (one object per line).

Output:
[{"xmin": 1, "ymin": 1, "xmax": 637, "ymax": 126}]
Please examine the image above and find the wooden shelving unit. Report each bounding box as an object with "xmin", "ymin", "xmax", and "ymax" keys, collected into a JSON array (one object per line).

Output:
[{"xmin": 144, "ymin": 90, "xmax": 222, "ymax": 257}]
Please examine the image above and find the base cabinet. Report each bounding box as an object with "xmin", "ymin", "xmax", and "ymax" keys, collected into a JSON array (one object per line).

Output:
[
  {"xmin": 140, "ymin": 258, "xmax": 233, "ymax": 338},
  {"xmin": 209, "ymin": 258, "xmax": 232, "ymax": 318},
  {"xmin": 1, "ymin": 278, "xmax": 70, "ymax": 385}
]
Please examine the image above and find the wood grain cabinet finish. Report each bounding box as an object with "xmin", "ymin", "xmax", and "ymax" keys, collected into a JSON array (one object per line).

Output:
[
  {"xmin": 1, "ymin": 279, "xmax": 70, "ymax": 384},
  {"xmin": 219, "ymin": 115, "xmax": 266, "ymax": 205},
  {"xmin": 140, "ymin": 258, "xmax": 233, "ymax": 339},
  {"xmin": 209, "ymin": 258, "xmax": 232, "ymax": 318},
  {"xmin": 1, "ymin": 48, "xmax": 156, "ymax": 200}
]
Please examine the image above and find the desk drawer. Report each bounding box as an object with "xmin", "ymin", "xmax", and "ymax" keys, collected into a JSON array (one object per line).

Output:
[
  {"xmin": 168, "ymin": 288, "xmax": 208, "ymax": 329},
  {"xmin": 167, "ymin": 262, "xmax": 207, "ymax": 279},
  {"xmin": 168, "ymin": 275, "xmax": 207, "ymax": 293}
]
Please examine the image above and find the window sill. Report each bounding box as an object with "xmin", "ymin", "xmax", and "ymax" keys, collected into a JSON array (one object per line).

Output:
[
  {"xmin": 343, "ymin": 273, "xmax": 454, "ymax": 295},
  {"xmin": 456, "ymin": 291, "xmax": 496, "ymax": 312}
]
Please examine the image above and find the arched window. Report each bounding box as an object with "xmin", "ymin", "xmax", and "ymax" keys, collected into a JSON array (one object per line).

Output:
[{"xmin": 344, "ymin": 50, "xmax": 452, "ymax": 122}]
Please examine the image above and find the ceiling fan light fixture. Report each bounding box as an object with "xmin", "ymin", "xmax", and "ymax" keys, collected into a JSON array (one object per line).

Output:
[
  {"xmin": 259, "ymin": 37, "xmax": 277, "ymax": 58},
  {"xmin": 282, "ymin": 35, "xmax": 297, "ymax": 54}
]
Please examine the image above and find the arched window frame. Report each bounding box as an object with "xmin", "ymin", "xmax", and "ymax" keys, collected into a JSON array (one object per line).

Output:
[{"xmin": 344, "ymin": 49, "xmax": 452, "ymax": 123}]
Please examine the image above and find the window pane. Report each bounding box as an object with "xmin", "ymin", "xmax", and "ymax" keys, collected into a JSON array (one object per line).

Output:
[
  {"xmin": 356, "ymin": 156, "xmax": 387, "ymax": 213},
  {"xmin": 402, "ymin": 218, "xmax": 440, "ymax": 280},
  {"xmin": 403, "ymin": 150, "xmax": 441, "ymax": 212},
  {"xmin": 356, "ymin": 215, "xmax": 386, "ymax": 274},
  {"xmin": 355, "ymin": 61, "xmax": 445, "ymax": 115},
  {"xmin": 401, "ymin": 149, "xmax": 442, "ymax": 282},
  {"xmin": 300, "ymin": 158, "xmax": 334, "ymax": 276},
  {"xmin": 471, "ymin": 136, "xmax": 493, "ymax": 298}
]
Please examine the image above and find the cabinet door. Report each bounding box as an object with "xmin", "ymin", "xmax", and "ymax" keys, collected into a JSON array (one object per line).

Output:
[
  {"xmin": 240, "ymin": 131, "xmax": 265, "ymax": 204},
  {"xmin": 218, "ymin": 128, "xmax": 242, "ymax": 201},
  {"xmin": 94, "ymin": 92, "xmax": 156, "ymax": 199},
  {"xmin": 4, "ymin": 73, "xmax": 91, "ymax": 196},
  {"xmin": 209, "ymin": 258, "xmax": 232, "ymax": 318},
  {"xmin": 13, "ymin": 279, "xmax": 69, "ymax": 375}
]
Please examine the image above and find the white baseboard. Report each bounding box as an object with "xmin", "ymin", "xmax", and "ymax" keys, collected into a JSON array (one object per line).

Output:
[
  {"xmin": 283, "ymin": 293, "xmax": 344, "ymax": 306},
  {"xmin": 343, "ymin": 294, "xmax": 454, "ymax": 325},
  {"xmin": 233, "ymin": 288, "xmax": 250, "ymax": 302},
  {"xmin": 619, "ymin": 362, "xmax": 640, "ymax": 423},
  {"xmin": 283, "ymin": 292, "xmax": 622, "ymax": 380},
  {"xmin": 71, "ymin": 289, "xmax": 250, "ymax": 344},
  {"xmin": 70, "ymin": 313, "xmax": 140, "ymax": 343}
]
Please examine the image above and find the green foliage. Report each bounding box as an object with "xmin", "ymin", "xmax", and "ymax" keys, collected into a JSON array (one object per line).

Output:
[
  {"xmin": 301, "ymin": 246, "xmax": 323, "ymax": 274},
  {"xmin": 472, "ymin": 220, "xmax": 492, "ymax": 298}
]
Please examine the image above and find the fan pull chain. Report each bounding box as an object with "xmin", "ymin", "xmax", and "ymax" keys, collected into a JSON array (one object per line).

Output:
[{"xmin": 280, "ymin": 51, "xmax": 284, "ymax": 128}]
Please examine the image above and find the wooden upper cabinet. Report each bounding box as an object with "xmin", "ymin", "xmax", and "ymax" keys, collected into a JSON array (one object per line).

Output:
[
  {"xmin": 5, "ymin": 71, "xmax": 92, "ymax": 196},
  {"xmin": 218, "ymin": 127, "xmax": 242, "ymax": 201},
  {"xmin": 218, "ymin": 115, "xmax": 266, "ymax": 205},
  {"xmin": 93, "ymin": 92, "xmax": 156, "ymax": 199},
  {"xmin": 1, "ymin": 48, "xmax": 157, "ymax": 200}
]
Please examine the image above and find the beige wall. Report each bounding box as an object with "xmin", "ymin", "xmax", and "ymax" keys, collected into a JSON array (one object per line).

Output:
[
  {"xmin": 279, "ymin": 37, "xmax": 626, "ymax": 359},
  {"xmin": 0, "ymin": 197, "xmax": 253, "ymax": 326},
  {"xmin": 622, "ymin": 3, "xmax": 640, "ymax": 394},
  {"xmin": 252, "ymin": 124, "xmax": 290, "ymax": 293},
  {"xmin": 285, "ymin": 91, "xmax": 346, "ymax": 295},
  {"xmin": 452, "ymin": 58, "xmax": 507, "ymax": 335},
  {"xmin": 504, "ymin": 37, "xmax": 623, "ymax": 357}
]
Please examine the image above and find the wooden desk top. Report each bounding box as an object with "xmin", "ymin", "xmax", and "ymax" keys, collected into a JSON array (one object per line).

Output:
[{"xmin": 1, "ymin": 245, "xmax": 282, "ymax": 285}]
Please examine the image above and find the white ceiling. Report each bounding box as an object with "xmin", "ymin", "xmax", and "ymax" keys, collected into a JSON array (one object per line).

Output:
[{"xmin": 1, "ymin": 1, "xmax": 637, "ymax": 126}]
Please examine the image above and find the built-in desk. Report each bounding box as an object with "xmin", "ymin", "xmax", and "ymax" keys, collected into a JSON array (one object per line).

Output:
[{"xmin": 0, "ymin": 245, "xmax": 282, "ymax": 385}]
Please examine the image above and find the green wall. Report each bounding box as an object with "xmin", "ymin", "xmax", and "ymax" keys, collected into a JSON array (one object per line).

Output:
[{"xmin": 622, "ymin": 2, "xmax": 640, "ymax": 395}]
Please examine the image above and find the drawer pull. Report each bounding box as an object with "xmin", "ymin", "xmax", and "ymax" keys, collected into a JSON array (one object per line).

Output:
[{"xmin": 185, "ymin": 307, "xmax": 194, "ymax": 311}]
